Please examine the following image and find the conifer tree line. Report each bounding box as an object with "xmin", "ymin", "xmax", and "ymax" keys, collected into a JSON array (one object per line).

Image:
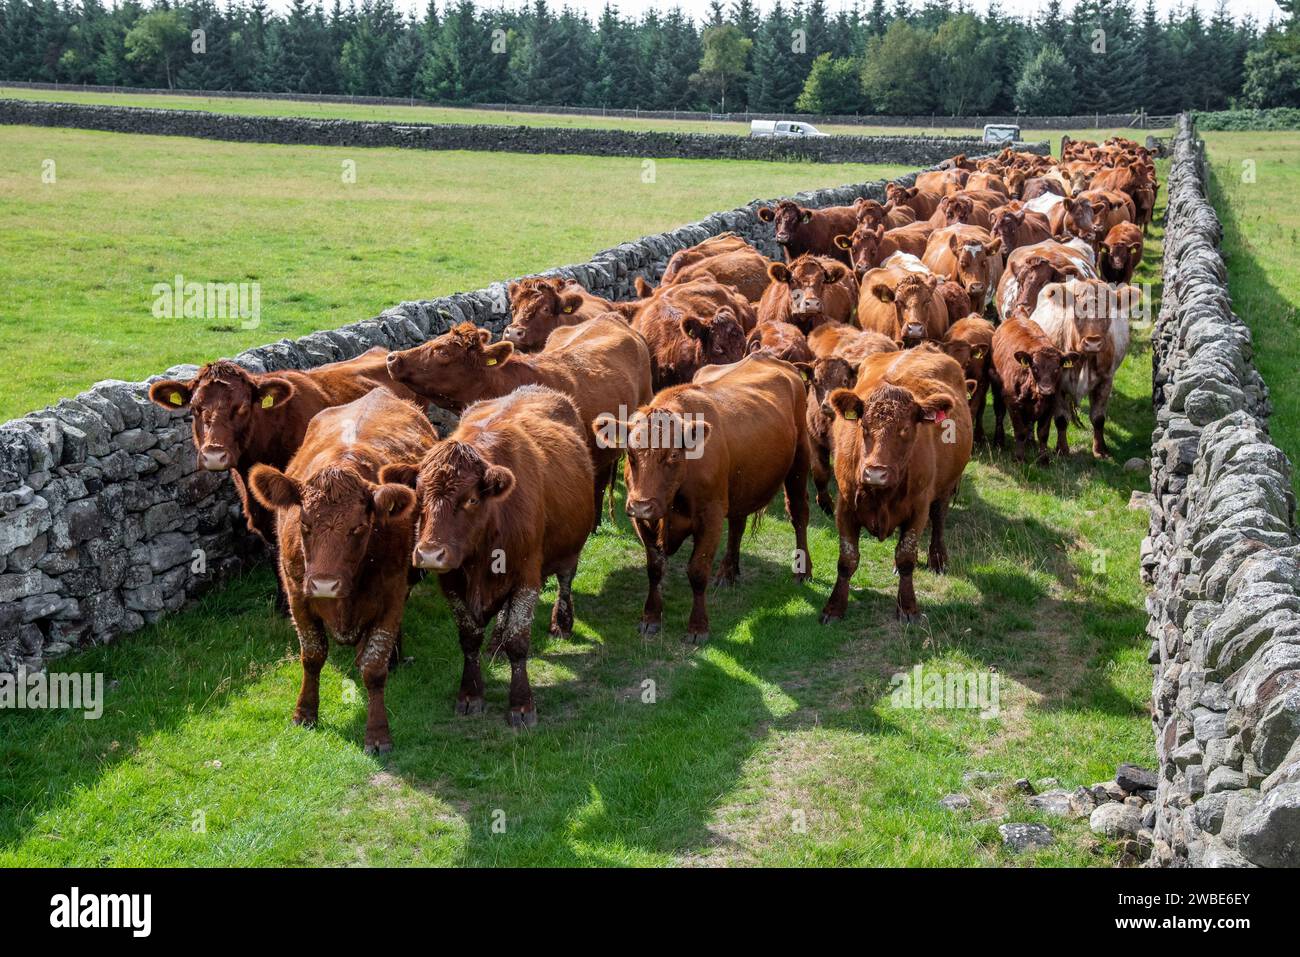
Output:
[{"xmin": 2, "ymin": 0, "xmax": 1297, "ymax": 115}]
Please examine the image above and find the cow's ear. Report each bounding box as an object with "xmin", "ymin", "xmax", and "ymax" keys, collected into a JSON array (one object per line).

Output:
[
  {"xmin": 800, "ymin": 210, "xmax": 812, "ymax": 224},
  {"xmin": 559, "ymin": 291, "xmax": 583, "ymax": 315},
  {"xmin": 681, "ymin": 314, "xmax": 708, "ymax": 340},
  {"xmin": 833, "ymin": 234, "xmax": 852, "ymax": 251},
  {"xmin": 592, "ymin": 412, "xmax": 626, "ymax": 450},
  {"xmin": 823, "ymin": 260, "xmax": 850, "ymax": 284},
  {"xmin": 767, "ymin": 262, "xmax": 792, "ymax": 284},
  {"xmin": 828, "ymin": 389, "xmax": 864, "ymax": 422},
  {"xmin": 984, "ymin": 237, "xmax": 1002, "ymax": 256},
  {"xmin": 871, "ymin": 283, "xmax": 894, "ymax": 303},
  {"xmin": 255, "ymin": 377, "xmax": 294, "ymax": 411},
  {"xmin": 149, "ymin": 378, "xmax": 194, "ymax": 410},
  {"xmin": 1062, "ymin": 351, "xmax": 1084, "ymax": 369},
  {"xmin": 757, "ymin": 206, "xmax": 775, "ymax": 222},
  {"xmin": 874, "ymin": 223, "xmax": 886, "ymax": 240},
  {"xmin": 684, "ymin": 418, "xmax": 711, "ymax": 453},
  {"xmin": 373, "ymin": 482, "xmax": 417, "ymax": 521},
  {"xmin": 1091, "ymin": 201, "xmax": 1107, "ymax": 218},
  {"xmin": 1129, "ymin": 244, "xmax": 1141, "ymax": 258},
  {"xmin": 507, "ymin": 281, "xmax": 520, "ymax": 297},
  {"xmin": 917, "ymin": 393, "xmax": 956, "ymax": 424},
  {"xmin": 947, "ymin": 233, "xmax": 960, "ymax": 252},
  {"xmin": 1014, "ymin": 350, "xmax": 1033, "ymax": 367},
  {"xmin": 249, "ymin": 464, "xmax": 300, "ymax": 511},
  {"xmin": 1099, "ymin": 243, "xmax": 1110, "ymax": 255},
  {"xmin": 793, "ymin": 362, "xmax": 814, "ymax": 386},
  {"xmin": 971, "ymin": 345, "xmax": 988, "ymax": 359},
  {"xmin": 964, "ymin": 378, "xmax": 979, "ymax": 398},
  {"xmin": 377, "ymin": 462, "xmax": 420, "ymax": 488},
  {"xmin": 481, "ymin": 464, "xmax": 515, "ymax": 500},
  {"xmin": 482, "ymin": 341, "xmax": 513, "ymax": 367},
  {"xmin": 746, "ymin": 334, "xmax": 765, "ymax": 355},
  {"xmin": 634, "ymin": 276, "xmax": 653, "ymax": 298}
]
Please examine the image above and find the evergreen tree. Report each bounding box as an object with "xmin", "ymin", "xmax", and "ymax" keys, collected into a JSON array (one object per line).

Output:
[
  {"xmin": 1015, "ymin": 43, "xmax": 1075, "ymax": 114},
  {"xmin": 747, "ymin": 1, "xmax": 804, "ymax": 111},
  {"xmin": 861, "ymin": 17, "xmax": 935, "ymax": 114}
]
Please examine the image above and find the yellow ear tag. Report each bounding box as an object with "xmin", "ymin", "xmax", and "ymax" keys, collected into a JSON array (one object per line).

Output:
[
  {"xmin": 485, "ymin": 357, "xmax": 497, "ymax": 366},
  {"xmin": 169, "ymin": 391, "xmax": 183, "ymax": 406},
  {"xmin": 843, "ymin": 410, "xmax": 859, "ymax": 421},
  {"xmin": 563, "ymin": 306, "xmax": 574, "ymax": 313},
  {"xmin": 261, "ymin": 394, "xmax": 275, "ymax": 409},
  {"xmin": 1063, "ymin": 360, "xmax": 1073, "ymax": 368}
]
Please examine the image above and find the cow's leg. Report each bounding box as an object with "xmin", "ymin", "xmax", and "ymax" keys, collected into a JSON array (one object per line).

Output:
[
  {"xmin": 549, "ymin": 561, "xmax": 578, "ymax": 638},
  {"xmin": 634, "ymin": 518, "xmax": 665, "ymax": 637},
  {"xmin": 447, "ymin": 592, "xmax": 486, "ymax": 716},
  {"xmin": 811, "ymin": 438, "xmax": 834, "ymax": 516},
  {"xmin": 992, "ymin": 387, "xmax": 1007, "ymax": 449},
  {"xmin": 1054, "ymin": 414, "xmax": 1070, "ymax": 457},
  {"xmin": 591, "ymin": 459, "xmax": 614, "ymax": 531},
  {"xmin": 1090, "ymin": 377, "xmax": 1115, "ymax": 458},
  {"xmin": 928, "ymin": 497, "xmax": 950, "ymax": 574},
  {"xmin": 784, "ymin": 442, "xmax": 813, "ymax": 583},
  {"xmin": 685, "ymin": 508, "xmax": 725, "ymax": 644},
  {"xmin": 499, "ymin": 583, "xmax": 541, "ymax": 728},
  {"xmin": 821, "ymin": 501, "xmax": 861, "ymax": 624},
  {"xmin": 290, "ymin": 608, "xmax": 327, "ymax": 728},
  {"xmin": 358, "ymin": 629, "xmax": 398, "ymax": 754},
  {"xmin": 895, "ymin": 514, "xmax": 929, "ymax": 622},
  {"xmin": 972, "ymin": 382, "xmax": 989, "ymax": 445},
  {"xmin": 1035, "ymin": 414, "xmax": 1052, "ymax": 465},
  {"xmin": 1009, "ymin": 404, "xmax": 1029, "ymax": 462},
  {"xmin": 713, "ymin": 515, "xmax": 745, "ymax": 587}
]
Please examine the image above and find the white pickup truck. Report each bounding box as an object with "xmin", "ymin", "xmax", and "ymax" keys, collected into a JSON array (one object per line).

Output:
[{"xmin": 750, "ymin": 119, "xmax": 829, "ymax": 139}]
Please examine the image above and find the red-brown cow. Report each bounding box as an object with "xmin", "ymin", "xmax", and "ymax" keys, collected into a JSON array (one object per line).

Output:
[
  {"xmin": 627, "ymin": 281, "xmax": 753, "ymax": 389},
  {"xmin": 943, "ymin": 315, "xmax": 995, "ymax": 444},
  {"xmin": 989, "ymin": 317, "xmax": 1081, "ymax": 464},
  {"xmin": 389, "ymin": 385, "xmax": 594, "ymax": 727},
  {"xmin": 1098, "ymin": 222, "xmax": 1144, "ymax": 284},
  {"xmin": 834, "ymin": 221, "xmax": 934, "ymax": 276},
  {"xmin": 854, "ymin": 197, "xmax": 916, "ymax": 231},
  {"xmin": 995, "ymin": 238, "xmax": 1098, "ymax": 322},
  {"xmin": 821, "ymin": 346, "xmax": 973, "ymax": 622},
  {"xmin": 598, "ymin": 353, "xmax": 811, "ymax": 643},
  {"xmin": 929, "ymin": 191, "xmax": 1001, "ymax": 230},
  {"xmin": 747, "ymin": 320, "xmax": 814, "ymax": 364},
  {"xmin": 660, "ymin": 232, "xmax": 774, "ymax": 303},
  {"xmin": 385, "ymin": 317, "xmax": 652, "ymax": 526},
  {"xmin": 936, "ymin": 280, "xmax": 974, "ymax": 327},
  {"xmin": 757, "ymin": 256, "xmax": 858, "ymax": 332},
  {"xmin": 149, "ymin": 347, "xmax": 416, "ymax": 551},
  {"xmin": 757, "ymin": 200, "xmax": 858, "ymax": 264},
  {"xmin": 248, "ymin": 387, "xmax": 435, "ymax": 753},
  {"xmin": 886, "ymin": 183, "xmax": 944, "ymax": 220},
  {"xmin": 857, "ymin": 267, "xmax": 950, "ymax": 346},
  {"xmin": 922, "ymin": 225, "xmax": 1004, "ymax": 313},
  {"xmin": 989, "ymin": 202, "xmax": 1054, "ymax": 253},
  {"xmin": 505, "ymin": 277, "xmax": 618, "ymax": 351}
]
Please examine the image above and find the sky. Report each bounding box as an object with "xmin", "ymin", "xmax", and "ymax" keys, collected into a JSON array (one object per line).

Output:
[{"xmin": 302, "ymin": 0, "xmax": 1287, "ymax": 28}]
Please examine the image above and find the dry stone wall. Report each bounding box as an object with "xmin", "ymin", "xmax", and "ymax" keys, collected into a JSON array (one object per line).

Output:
[
  {"xmin": 0, "ymin": 157, "xmax": 959, "ymax": 674},
  {"xmin": 1144, "ymin": 114, "xmax": 1300, "ymax": 867}
]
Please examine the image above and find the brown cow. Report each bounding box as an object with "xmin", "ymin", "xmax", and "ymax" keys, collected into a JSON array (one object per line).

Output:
[
  {"xmin": 598, "ymin": 353, "xmax": 811, "ymax": 643},
  {"xmin": 834, "ymin": 221, "xmax": 933, "ymax": 276},
  {"xmin": 757, "ymin": 256, "xmax": 857, "ymax": 332},
  {"xmin": 966, "ymin": 172, "xmax": 1009, "ymax": 196},
  {"xmin": 857, "ymin": 267, "xmax": 950, "ymax": 346},
  {"xmin": 626, "ymin": 282, "xmax": 752, "ymax": 390},
  {"xmin": 922, "ymin": 225, "xmax": 1004, "ymax": 313},
  {"xmin": 886, "ymin": 183, "xmax": 943, "ymax": 220},
  {"xmin": 1098, "ymin": 222, "xmax": 1144, "ymax": 284},
  {"xmin": 747, "ymin": 320, "xmax": 814, "ymax": 364},
  {"xmin": 1021, "ymin": 176, "xmax": 1067, "ymax": 203},
  {"xmin": 660, "ymin": 232, "xmax": 774, "ymax": 303},
  {"xmin": 385, "ymin": 317, "xmax": 652, "ymax": 527},
  {"xmin": 943, "ymin": 315, "xmax": 995, "ymax": 444},
  {"xmin": 989, "ymin": 202, "xmax": 1054, "ymax": 253},
  {"xmin": 1077, "ymin": 188, "xmax": 1136, "ymax": 237},
  {"xmin": 807, "ymin": 321, "xmax": 898, "ymax": 364},
  {"xmin": 821, "ymin": 346, "xmax": 973, "ymax": 622},
  {"xmin": 854, "ymin": 197, "xmax": 916, "ymax": 231},
  {"xmin": 248, "ymin": 387, "xmax": 435, "ymax": 753},
  {"xmin": 1048, "ymin": 195, "xmax": 1106, "ymax": 246},
  {"xmin": 989, "ymin": 317, "xmax": 1081, "ymax": 464},
  {"xmin": 935, "ymin": 280, "xmax": 974, "ymax": 327},
  {"xmin": 149, "ymin": 346, "xmax": 416, "ymax": 551},
  {"xmin": 805, "ymin": 355, "xmax": 857, "ymax": 516},
  {"xmin": 390, "ymin": 385, "xmax": 594, "ymax": 727},
  {"xmin": 915, "ymin": 167, "xmax": 969, "ymax": 196},
  {"xmin": 929, "ymin": 191, "xmax": 1001, "ymax": 230},
  {"xmin": 995, "ymin": 239, "xmax": 1098, "ymax": 322},
  {"xmin": 757, "ymin": 200, "xmax": 857, "ymax": 265},
  {"xmin": 505, "ymin": 277, "xmax": 618, "ymax": 351}
]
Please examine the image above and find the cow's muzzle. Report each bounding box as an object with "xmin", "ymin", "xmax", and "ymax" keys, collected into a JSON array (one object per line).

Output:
[
  {"xmin": 502, "ymin": 324, "xmax": 526, "ymax": 344},
  {"xmin": 625, "ymin": 498, "xmax": 662, "ymax": 521},
  {"xmin": 414, "ymin": 545, "xmax": 454, "ymax": 572},
  {"xmin": 200, "ymin": 448, "xmax": 231, "ymax": 471},
  {"xmin": 860, "ymin": 466, "xmax": 892, "ymax": 488},
  {"xmin": 1082, "ymin": 337, "xmax": 1103, "ymax": 353},
  {"xmin": 306, "ymin": 575, "xmax": 341, "ymax": 600}
]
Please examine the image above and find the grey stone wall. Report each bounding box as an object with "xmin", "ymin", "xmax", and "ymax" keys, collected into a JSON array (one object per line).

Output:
[
  {"xmin": 0, "ymin": 98, "xmax": 1051, "ymax": 165},
  {"xmin": 1143, "ymin": 113, "xmax": 1300, "ymax": 867},
  {"xmin": 0, "ymin": 158, "xmax": 961, "ymax": 675}
]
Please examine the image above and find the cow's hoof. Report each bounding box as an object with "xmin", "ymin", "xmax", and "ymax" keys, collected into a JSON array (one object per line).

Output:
[
  {"xmin": 549, "ymin": 625, "xmax": 572, "ymax": 639},
  {"xmin": 712, "ymin": 570, "xmax": 737, "ymax": 587},
  {"xmin": 637, "ymin": 619, "xmax": 661, "ymax": 637},
  {"xmin": 455, "ymin": 696, "xmax": 486, "ymax": 716},
  {"xmin": 819, "ymin": 610, "xmax": 842, "ymax": 625},
  {"xmin": 685, "ymin": 630, "xmax": 710, "ymax": 645},
  {"xmin": 816, "ymin": 495, "xmax": 834, "ymax": 517},
  {"xmin": 291, "ymin": 711, "xmax": 317, "ymax": 728},
  {"xmin": 1093, "ymin": 449, "xmax": 1111, "ymax": 460},
  {"xmin": 929, "ymin": 556, "xmax": 947, "ymax": 575},
  {"xmin": 364, "ymin": 739, "xmax": 393, "ymax": 755},
  {"xmin": 507, "ymin": 707, "xmax": 537, "ymax": 729},
  {"xmin": 895, "ymin": 607, "xmax": 920, "ymax": 623}
]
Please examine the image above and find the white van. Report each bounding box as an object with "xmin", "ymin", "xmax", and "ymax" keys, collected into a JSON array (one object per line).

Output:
[
  {"xmin": 751, "ymin": 119, "xmax": 829, "ymax": 139},
  {"xmin": 982, "ymin": 124, "xmax": 1021, "ymax": 146}
]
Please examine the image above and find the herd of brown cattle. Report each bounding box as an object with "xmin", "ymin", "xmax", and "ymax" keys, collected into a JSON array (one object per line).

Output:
[{"xmin": 145, "ymin": 137, "xmax": 1157, "ymax": 752}]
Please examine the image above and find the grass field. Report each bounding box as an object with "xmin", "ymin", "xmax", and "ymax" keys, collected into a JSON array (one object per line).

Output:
[
  {"xmin": 0, "ymin": 172, "xmax": 1165, "ymax": 867},
  {"xmin": 1204, "ymin": 130, "xmax": 1300, "ymax": 498},
  {"xmin": 0, "ymin": 85, "xmax": 1169, "ymax": 146},
  {"xmin": 0, "ymin": 124, "xmax": 907, "ymax": 421}
]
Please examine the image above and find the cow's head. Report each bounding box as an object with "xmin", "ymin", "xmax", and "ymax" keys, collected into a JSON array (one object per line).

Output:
[
  {"xmin": 835, "ymin": 222, "xmax": 885, "ymax": 276},
  {"xmin": 1099, "ymin": 236, "xmax": 1142, "ymax": 280},
  {"xmin": 503, "ymin": 278, "xmax": 585, "ymax": 350},
  {"xmin": 808, "ymin": 356, "xmax": 857, "ymax": 421},
  {"xmin": 680, "ymin": 305, "xmax": 746, "ymax": 367},
  {"xmin": 595, "ymin": 408, "xmax": 711, "ymax": 523},
  {"xmin": 853, "ymin": 198, "xmax": 890, "ymax": 231},
  {"xmin": 989, "ymin": 205, "xmax": 1026, "ymax": 250},
  {"xmin": 945, "ymin": 234, "xmax": 1002, "ymax": 310},
  {"xmin": 767, "ymin": 256, "xmax": 852, "ymax": 328},
  {"xmin": 1062, "ymin": 197, "xmax": 1105, "ymax": 244},
  {"xmin": 937, "ymin": 194, "xmax": 976, "ymax": 227},
  {"xmin": 250, "ymin": 463, "xmax": 415, "ymax": 600},
  {"xmin": 149, "ymin": 361, "xmax": 294, "ymax": 472},
  {"xmin": 757, "ymin": 200, "xmax": 809, "ymax": 246},
  {"xmin": 1012, "ymin": 338, "xmax": 1079, "ymax": 401},
  {"xmin": 829, "ymin": 383, "xmax": 955, "ymax": 490},
  {"xmin": 386, "ymin": 322, "xmax": 511, "ymax": 410},
  {"xmin": 399, "ymin": 441, "xmax": 514, "ymax": 573},
  {"xmin": 892, "ymin": 274, "xmax": 942, "ymax": 345},
  {"xmin": 885, "ymin": 184, "xmax": 917, "ymax": 209}
]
